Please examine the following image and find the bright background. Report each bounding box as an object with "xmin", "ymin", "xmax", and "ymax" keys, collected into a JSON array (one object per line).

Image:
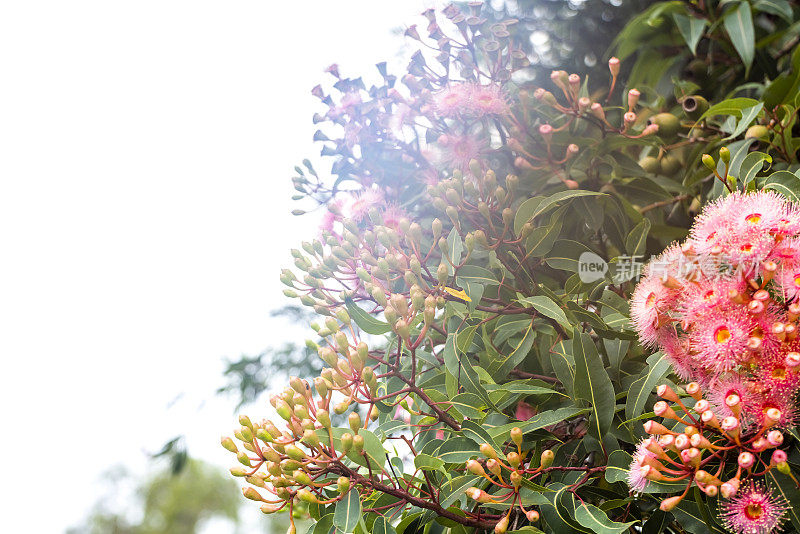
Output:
[{"xmin": 0, "ymin": 2, "xmax": 440, "ymax": 531}]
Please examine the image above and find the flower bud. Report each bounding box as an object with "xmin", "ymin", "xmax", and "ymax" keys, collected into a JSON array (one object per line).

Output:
[
  {"xmin": 720, "ymin": 481, "xmax": 739, "ymax": 499},
  {"xmin": 686, "ymin": 382, "xmax": 702, "ymax": 400},
  {"xmin": 719, "ymin": 146, "xmax": 730, "ymax": 164},
  {"xmin": 221, "ymin": 436, "xmax": 238, "ymax": 454},
  {"xmin": 701, "ymin": 154, "xmax": 716, "ymax": 171},
  {"xmin": 643, "ymin": 420, "xmax": 673, "ymax": 435},
  {"xmin": 526, "ymin": 510, "xmax": 540, "ymax": 522},
  {"xmin": 704, "ymin": 484, "xmax": 718, "ymax": 497},
  {"xmin": 243, "ymin": 487, "xmax": 264, "ymax": 501},
  {"xmin": 771, "ymin": 449, "xmax": 788, "ymax": 466},
  {"xmin": 487, "ymin": 459, "xmax": 502, "ymax": 477},
  {"xmin": 237, "ymin": 451, "xmax": 252, "ymax": 467},
  {"xmin": 764, "ymin": 408, "xmax": 782, "ymax": 427},
  {"xmin": 302, "ymin": 429, "xmax": 320, "ymax": 448},
  {"xmin": 296, "ymin": 488, "xmax": 319, "ymax": 503},
  {"xmin": 480, "ymin": 443, "xmax": 498, "ymax": 459},
  {"xmin": 340, "ymin": 433, "xmax": 353, "ymax": 453},
  {"xmin": 657, "ymin": 384, "xmax": 679, "ymax": 402},
  {"xmin": 494, "ymin": 513, "xmax": 510, "ymax": 534},
  {"xmin": 540, "ymin": 449, "xmax": 554, "ymax": 468},
  {"xmin": 608, "ymin": 57, "xmax": 620, "ymax": 77},
  {"xmin": 738, "ymin": 452, "xmax": 755, "ymax": 469},
  {"xmin": 230, "ymin": 466, "xmax": 248, "ymax": 477},
  {"xmin": 352, "ymin": 434, "xmax": 364, "ymax": 453},
  {"xmin": 767, "ymin": 430, "xmax": 784, "ymax": 447},
  {"xmin": 510, "ymin": 427, "xmax": 523, "ymax": 448},
  {"xmin": 466, "ymin": 487, "xmax": 492, "ymax": 503},
  {"xmin": 466, "ymin": 459, "xmax": 486, "ymax": 476}
]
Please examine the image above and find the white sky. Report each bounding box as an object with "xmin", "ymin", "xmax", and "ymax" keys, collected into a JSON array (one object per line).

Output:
[{"xmin": 0, "ymin": 2, "xmax": 440, "ymax": 532}]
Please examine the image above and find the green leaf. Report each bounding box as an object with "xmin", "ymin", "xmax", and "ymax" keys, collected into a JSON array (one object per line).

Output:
[
  {"xmin": 446, "ymin": 228, "xmax": 463, "ymax": 276},
  {"xmin": 754, "ymin": 0, "xmax": 793, "ymax": 22},
  {"xmin": 625, "ymin": 352, "xmax": 672, "ymax": 421},
  {"xmin": 449, "ymin": 392, "xmax": 487, "ymax": 419},
  {"xmin": 575, "ymin": 503, "xmax": 638, "ymax": 534},
  {"xmin": 725, "ymin": 103, "xmax": 763, "ymax": 140},
  {"xmin": 739, "ymin": 151, "xmax": 772, "ymax": 188},
  {"xmin": 516, "ymin": 406, "xmax": 588, "ymax": 434},
  {"xmin": 372, "ymin": 516, "xmax": 397, "ymax": 534},
  {"xmin": 515, "ymin": 191, "xmax": 604, "ymax": 234},
  {"xmin": 625, "ymin": 219, "xmax": 651, "ymax": 257},
  {"xmin": 456, "ymin": 265, "xmax": 500, "ymax": 286},
  {"xmin": 443, "ymin": 332, "xmax": 494, "ymax": 407},
  {"xmin": 693, "ymin": 97, "xmax": 760, "ymax": 125},
  {"xmin": 518, "ymin": 295, "xmax": 571, "ymax": 332},
  {"xmin": 344, "ymin": 298, "xmax": 391, "ymax": 335},
  {"xmin": 487, "ymin": 319, "xmax": 536, "ymax": 379},
  {"xmin": 672, "ymin": 13, "xmax": 706, "ymax": 55},
  {"xmin": 439, "ymin": 475, "xmax": 480, "ymax": 509},
  {"xmin": 414, "ymin": 453, "xmax": 445, "ymax": 472},
  {"xmin": 764, "ymin": 170, "xmax": 800, "ymax": 202},
  {"xmin": 312, "ymin": 514, "xmax": 335, "ymax": 534},
  {"xmin": 723, "ymin": 2, "xmax": 755, "ymax": 75},
  {"xmin": 333, "ymin": 488, "xmax": 362, "ymax": 533},
  {"xmin": 766, "ymin": 470, "xmax": 800, "ymax": 531},
  {"xmin": 484, "ymin": 380, "xmax": 562, "ymax": 396},
  {"xmin": 550, "ymin": 340, "xmax": 576, "ymax": 397},
  {"xmin": 572, "ymin": 332, "xmax": 616, "ymax": 440}
]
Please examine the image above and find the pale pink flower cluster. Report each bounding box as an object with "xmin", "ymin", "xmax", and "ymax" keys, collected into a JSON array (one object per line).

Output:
[
  {"xmin": 433, "ymin": 83, "xmax": 509, "ymax": 119},
  {"xmin": 631, "ymin": 192, "xmax": 800, "ymax": 430}
]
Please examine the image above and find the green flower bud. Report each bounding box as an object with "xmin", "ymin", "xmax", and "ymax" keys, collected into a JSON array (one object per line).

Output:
[
  {"xmin": 316, "ymin": 408, "xmax": 331, "ymax": 429},
  {"xmin": 719, "ymin": 146, "xmax": 730, "ymax": 164},
  {"xmin": 494, "ymin": 513, "xmax": 510, "ymax": 534},
  {"xmin": 371, "ymin": 286, "xmax": 388, "ymax": 307},
  {"xmin": 701, "ymin": 154, "xmax": 716, "ymax": 171},
  {"xmin": 352, "ymin": 434, "xmax": 365, "ymax": 453},
  {"xmin": 337, "ymin": 476, "xmax": 351, "ymax": 494},
  {"xmin": 334, "ymin": 331, "xmax": 349, "ymax": 353},
  {"xmin": 506, "ymin": 451, "xmax": 520, "ymax": 468},
  {"xmin": 336, "ymin": 308, "xmax": 351, "ymax": 325},
  {"xmin": 466, "ymin": 459, "xmax": 486, "ymax": 476},
  {"xmin": 294, "ymin": 404, "xmax": 309, "ymax": 420},
  {"xmin": 540, "ymin": 449, "xmax": 554, "ymax": 468},
  {"xmin": 280, "ymin": 459, "xmax": 302, "ymax": 473},
  {"xmin": 349, "ymin": 411, "xmax": 362, "ymax": 434},
  {"xmin": 246, "ymin": 475, "xmax": 266, "ymax": 488},
  {"xmin": 394, "ymin": 319, "xmax": 410, "ymax": 341},
  {"xmin": 296, "ymin": 488, "xmax": 318, "ymax": 503},
  {"xmin": 480, "ymin": 443, "xmax": 498, "ymax": 459},
  {"xmin": 276, "ymin": 400, "xmax": 293, "ymax": 421},
  {"xmin": 314, "ymin": 377, "xmax": 329, "ymax": 398},
  {"xmin": 445, "ymin": 206, "xmax": 459, "ymax": 226},
  {"xmin": 502, "ymin": 208, "xmax": 514, "ymax": 227},
  {"xmin": 255, "ymin": 428, "xmax": 273, "ymax": 443},
  {"xmin": 261, "ymin": 447, "xmax": 282, "ymax": 464},
  {"xmin": 437, "ymin": 263, "xmax": 449, "ymax": 285},
  {"xmin": 221, "ymin": 436, "xmax": 238, "ymax": 454},
  {"xmin": 260, "ymin": 503, "xmax": 282, "ymax": 514},
  {"xmin": 660, "ymin": 154, "xmax": 681, "ymax": 176},
  {"xmin": 230, "ymin": 466, "xmax": 248, "ymax": 477},
  {"xmin": 240, "ymin": 426, "xmax": 254, "ymax": 442},
  {"xmin": 293, "ymin": 470, "xmax": 313, "ymax": 486},
  {"xmin": 237, "ymin": 451, "xmax": 252, "ymax": 467},
  {"xmin": 267, "ymin": 461, "xmax": 281, "ymax": 477},
  {"xmin": 283, "ymin": 289, "xmax": 299, "ymax": 298},
  {"xmin": 510, "ymin": 471, "xmax": 522, "ymax": 489},
  {"xmin": 243, "ymin": 487, "xmax": 264, "ymax": 501},
  {"xmin": 495, "ymin": 186, "xmax": 506, "ymax": 204},
  {"xmin": 432, "ymin": 218, "xmax": 443, "ymax": 240},
  {"xmin": 285, "ymin": 445, "xmax": 305, "ymax": 462},
  {"xmin": 510, "ymin": 427, "xmax": 522, "ymax": 448},
  {"xmin": 340, "ymin": 433, "xmax": 354, "ymax": 453}
]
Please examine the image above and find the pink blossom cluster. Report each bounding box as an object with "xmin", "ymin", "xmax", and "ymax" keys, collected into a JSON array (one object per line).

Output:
[
  {"xmin": 433, "ymin": 83, "xmax": 509, "ymax": 119},
  {"xmin": 632, "ymin": 192, "xmax": 800, "ymax": 430}
]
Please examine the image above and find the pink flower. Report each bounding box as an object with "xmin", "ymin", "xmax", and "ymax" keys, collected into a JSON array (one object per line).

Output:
[
  {"xmin": 434, "ymin": 84, "xmax": 471, "ymax": 118},
  {"xmin": 438, "ymin": 133, "xmax": 486, "ymax": 172},
  {"xmin": 689, "ymin": 306, "xmax": 754, "ymax": 373},
  {"xmin": 347, "ymin": 189, "xmax": 385, "ymax": 222},
  {"xmin": 627, "ymin": 439, "xmax": 657, "ymax": 493},
  {"xmin": 719, "ymin": 482, "xmax": 788, "ymax": 534},
  {"xmin": 630, "ymin": 274, "xmax": 677, "ymax": 346},
  {"xmin": 468, "ymin": 84, "xmax": 509, "ymax": 116},
  {"xmin": 380, "ymin": 204, "xmax": 408, "ymax": 231}
]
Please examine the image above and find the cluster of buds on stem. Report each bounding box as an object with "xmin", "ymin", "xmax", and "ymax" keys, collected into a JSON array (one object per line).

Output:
[{"xmin": 464, "ymin": 428, "xmax": 553, "ymax": 533}]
